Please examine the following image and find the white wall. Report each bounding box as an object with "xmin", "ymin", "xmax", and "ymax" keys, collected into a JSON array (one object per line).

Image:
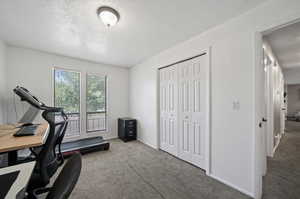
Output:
[
  {"xmin": 287, "ymin": 84, "xmax": 300, "ymax": 114},
  {"xmin": 129, "ymin": 0, "xmax": 300, "ymax": 198},
  {"xmin": 284, "ymin": 68, "xmax": 300, "ymax": 85},
  {"xmin": 0, "ymin": 40, "xmax": 7, "ymax": 124},
  {"xmin": 6, "ymin": 46, "xmax": 129, "ymax": 139}
]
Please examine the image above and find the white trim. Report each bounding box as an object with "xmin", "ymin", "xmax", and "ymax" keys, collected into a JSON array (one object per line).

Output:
[
  {"xmin": 253, "ymin": 31, "xmax": 263, "ymax": 199},
  {"xmin": 51, "ymin": 68, "xmax": 55, "ymax": 107},
  {"xmin": 209, "ymin": 174, "xmax": 254, "ymax": 198},
  {"xmin": 271, "ymin": 133, "xmax": 282, "ymax": 157},
  {"xmin": 138, "ymin": 138, "xmax": 159, "ymax": 150},
  {"xmin": 156, "ymin": 69, "xmax": 161, "ymax": 150},
  {"xmin": 205, "ymin": 47, "xmax": 212, "ymax": 175},
  {"xmin": 105, "ymin": 135, "xmax": 118, "ymax": 140}
]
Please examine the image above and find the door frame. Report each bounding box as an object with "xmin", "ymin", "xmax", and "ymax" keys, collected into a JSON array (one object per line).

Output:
[
  {"xmin": 157, "ymin": 47, "xmax": 211, "ymax": 175},
  {"xmin": 253, "ymin": 18, "xmax": 300, "ymax": 199}
]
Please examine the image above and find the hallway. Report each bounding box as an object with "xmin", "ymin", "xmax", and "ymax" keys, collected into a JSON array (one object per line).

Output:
[{"xmin": 263, "ymin": 121, "xmax": 300, "ymax": 199}]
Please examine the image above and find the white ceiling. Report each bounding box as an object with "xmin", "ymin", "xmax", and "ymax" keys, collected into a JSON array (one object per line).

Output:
[
  {"xmin": 0, "ymin": 0, "xmax": 267, "ymax": 67},
  {"xmin": 266, "ymin": 22, "xmax": 300, "ymax": 70}
]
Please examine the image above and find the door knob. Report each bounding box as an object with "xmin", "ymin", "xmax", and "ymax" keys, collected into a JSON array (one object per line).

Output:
[
  {"xmin": 262, "ymin": 118, "xmax": 267, "ymax": 122},
  {"xmin": 259, "ymin": 122, "xmax": 262, "ymax": 128}
]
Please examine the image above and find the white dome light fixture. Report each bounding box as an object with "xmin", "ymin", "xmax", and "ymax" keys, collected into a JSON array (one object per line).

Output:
[{"xmin": 97, "ymin": 6, "xmax": 120, "ymax": 27}]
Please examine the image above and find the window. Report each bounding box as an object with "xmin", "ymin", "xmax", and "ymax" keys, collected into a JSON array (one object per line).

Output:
[
  {"xmin": 86, "ymin": 75, "xmax": 107, "ymax": 132},
  {"xmin": 54, "ymin": 69, "xmax": 81, "ymax": 137},
  {"xmin": 54, "ymin": 68, "xmax": 107, "ymax": 140}
]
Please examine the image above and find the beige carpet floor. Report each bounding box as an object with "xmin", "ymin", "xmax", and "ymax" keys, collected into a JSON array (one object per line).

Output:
[
  {"xmin": 69, "ymin": 139, "xmax": 250, "ymax": 199},
  {"xmin": 71, "ymin": 122, "xmax": 300, "ymax": 199},
  {"xmin": 2, "ymin": 121, "xmax": 299, "ymax": 199},
  {"xmin": 262, "ymin": 121, "xmax": 300, "ymax": 199}
]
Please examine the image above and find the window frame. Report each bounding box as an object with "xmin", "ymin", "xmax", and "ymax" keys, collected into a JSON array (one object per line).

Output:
[
  {"xmin": 52, "ymin": 67, "xmax": 82, "ymax": 140},
  {"xmin": 86, "ymin": 73, "xmax": 108, "ymax": 133},
  {"xmin": 52, "ymin": 67, "xmax": 109, "ymax": 142}
]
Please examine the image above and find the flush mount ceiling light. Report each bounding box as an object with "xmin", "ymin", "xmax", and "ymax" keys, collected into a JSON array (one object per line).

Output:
[{"xmin": 97, "ymin": 6, "xmax": 120, "ymax": 27}]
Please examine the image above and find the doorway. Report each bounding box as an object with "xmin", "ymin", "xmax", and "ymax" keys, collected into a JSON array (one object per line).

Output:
[{"xmin": 256, "ymin": 20, "xmax": 300, "ymax": 199}]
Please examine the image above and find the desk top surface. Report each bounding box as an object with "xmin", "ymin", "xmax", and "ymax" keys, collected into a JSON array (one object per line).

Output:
[{"xmin": 0, "ymin": 123, "xmax": 49, "ymax": 153}]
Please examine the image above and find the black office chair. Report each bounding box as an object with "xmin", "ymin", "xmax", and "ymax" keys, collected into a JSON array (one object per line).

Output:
[
  {"xmin": 27, "ymin": 109, "xmax": 68, "ymax": 190},
  {"xmin": 29, "ymin": 110, "xmax": 68, "ymax": 164},
  {"xmin": 29, "ymin": 153, "xmax": 82, "ymax": 199}
]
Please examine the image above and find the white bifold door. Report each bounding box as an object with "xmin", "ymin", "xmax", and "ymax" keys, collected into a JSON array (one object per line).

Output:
[
  {"xmin": 160, "ymin": 65, "xmax": 178, "ymax": 156},
  {"xmin": 159, "ymin": 54, "xmax": 208, "ymax": 170}
]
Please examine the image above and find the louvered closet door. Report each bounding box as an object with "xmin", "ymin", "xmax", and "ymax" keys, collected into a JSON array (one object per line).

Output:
[
  {"xmin": 159, "ymin": 65, "xmax": 178, "ymax": 156},
  {"xmin": 178, "ymin": 55, "xmax": 207, "ymax": 169}
]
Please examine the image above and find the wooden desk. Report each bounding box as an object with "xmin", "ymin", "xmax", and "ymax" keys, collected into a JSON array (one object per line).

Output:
[{"xmin": 0, "ymin": 123, "xmax": 49, "ymax": 153}]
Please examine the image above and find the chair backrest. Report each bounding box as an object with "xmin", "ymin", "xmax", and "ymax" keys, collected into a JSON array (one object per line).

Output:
[
  {"xmin": 46, "ymin": 153, "xmax": 82, "ymax": 199},
  {"xmin": 37, "ymin": 110, "xmax": 68, "ymax": 185},
  {"xmin": 55, "ymin": 116, "xmax": 68, "ymax": 166}
]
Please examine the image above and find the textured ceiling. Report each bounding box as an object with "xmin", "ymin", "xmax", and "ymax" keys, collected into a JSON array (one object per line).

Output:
[
  {"xmin": 0, "ymin": 0, "xmax": 267, "ymax": 67},
  {"xmin": 266, "ymin": 22, "xmax": 300, "ymax": 70}
]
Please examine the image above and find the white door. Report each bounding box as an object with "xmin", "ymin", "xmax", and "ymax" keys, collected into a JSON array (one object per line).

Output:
[
  {"xmin": 159, "ymin": 65, "xmax": 178, "ymax": 156},
  {"xmin": 279, "ymin": 75, "xmax": 285, "ymax": 135},
  {"xmin": 178, "ymin": 55, "xmax": 207, "ymax": 169},
  {"xmin": 262, "ymin": 48, "xmax": 269, "ymax": 175},
  {"xmin": 254, "ymin": 33, "xmax": 264, "ymax": 198}
]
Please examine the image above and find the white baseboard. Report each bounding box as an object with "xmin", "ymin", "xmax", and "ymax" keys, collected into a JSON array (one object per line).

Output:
[
  {"xmin": 137, "ymin": 138, "xmax": 159, "ymax": 150},
  {"xmin": 106, "ymin": 136, "xmax": 118, "ymax": 140},
  {"xmin": 272, "ymin": 139, "xmax": 280, "ymax": 156},
  {"xmin": 208, "ymin": 174, "xmax": 254, "ymax": 198},
  {"xmin": 104, "ymin": 135, "xmax": 158, "ymax": 149},
  {"xmin": 272, "ymin": 134, "xmax": 282, "ymax": 156}
]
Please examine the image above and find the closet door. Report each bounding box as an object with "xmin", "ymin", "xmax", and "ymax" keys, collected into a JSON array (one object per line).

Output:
[
  {"xmin": 178, "ymin": 55, "xmax": 207, "ymax": 169},
  {"xmin": 159, "ymin": 65, "xmax": 178, "ymax": 156}
]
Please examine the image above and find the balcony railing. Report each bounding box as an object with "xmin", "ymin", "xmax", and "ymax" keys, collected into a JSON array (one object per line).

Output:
[
  {"xmin": 56, "ymin": 111, "xmax": 106, "ymax": 138},
  {"xmin": 65, "ymin": 113, "xmax": 80, "ymax": 137},
  {"xmin": 87, "ymin": 111, "xmax": 106, "ymax": 132}
]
